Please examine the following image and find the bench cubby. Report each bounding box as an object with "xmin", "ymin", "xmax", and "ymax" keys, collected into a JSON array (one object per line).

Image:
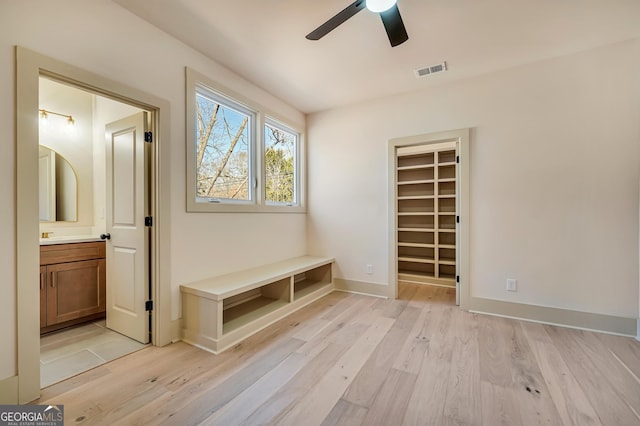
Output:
[{"xmin": 181, "ymin": 256, "xmax": 334, "ymax": 354}]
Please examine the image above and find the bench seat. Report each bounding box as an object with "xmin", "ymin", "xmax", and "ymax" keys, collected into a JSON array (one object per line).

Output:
[{"xmin": 180, "ymin": 256, "xmax": 334, "ymax": 354}]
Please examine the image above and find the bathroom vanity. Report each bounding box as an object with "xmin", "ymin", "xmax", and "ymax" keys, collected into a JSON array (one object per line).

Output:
[{"xmin": 39, "ymin": 239, "xmax": 106, "ymax": 334}]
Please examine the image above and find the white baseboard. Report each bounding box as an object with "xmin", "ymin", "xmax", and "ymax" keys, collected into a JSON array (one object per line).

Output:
[
  {"xmin": 333, "ymin": 278, "xmax": 389, "ymax": 298},
  {"xmin": 0, "ymin": 375, "xmax": 18, "ymax": 404},
  {"xmin": 469, "ymin": 296, "xmax": 637, "ymax": 337},
  {"xmin": 171, "ymin": 318, "xmax": 183, "ymax": 343}
]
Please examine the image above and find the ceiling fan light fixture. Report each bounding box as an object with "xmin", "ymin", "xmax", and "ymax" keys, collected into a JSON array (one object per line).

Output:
[
  {"xmin": 306, "ymin": 0, "xmax": 408, "ymax": 47},
  {"xmin": 365, "ymin": 0, "xmax": 396, "ymax": 13}
]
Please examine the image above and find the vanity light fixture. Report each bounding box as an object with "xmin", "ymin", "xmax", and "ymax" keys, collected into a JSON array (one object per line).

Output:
[{"xmin": 39, "ymin": 109, "xmax": 75, "ymax": 127}]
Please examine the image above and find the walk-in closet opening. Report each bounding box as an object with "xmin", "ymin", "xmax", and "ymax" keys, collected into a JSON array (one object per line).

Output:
[{"xmin": 389, "ymin": 129, "xmax": 470, "ymax": 307}]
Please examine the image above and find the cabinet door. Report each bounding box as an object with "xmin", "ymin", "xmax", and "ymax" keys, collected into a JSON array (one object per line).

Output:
[
  {"xmin": 46, "ymin": 259, "xmax": 106, "ymax": 325},
  {"xmin": 40, "ymin": 265, "xmax": 47, "ymax": 328}
]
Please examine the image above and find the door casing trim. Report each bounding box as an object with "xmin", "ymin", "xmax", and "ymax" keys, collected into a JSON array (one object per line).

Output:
[
  {"xmin": 16, "ymin": 46, "xmax": 172, "ymax": 402},
  {"xmin": 387, "ymin": 128, "xmax": 470, "ymax": 308}
]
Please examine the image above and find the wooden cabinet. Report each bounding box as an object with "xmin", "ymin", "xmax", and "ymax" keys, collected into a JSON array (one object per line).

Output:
[
  {"xmin": 40, "ymin": 266, "xmax": 47, "ymax": 329},
  {"xmin": 40, "ymin": 241, "xmax": 106, "ymax": 333},
  {"xmin": 396, "ymin": 144, "xmax": 457, "ymax": 287}
]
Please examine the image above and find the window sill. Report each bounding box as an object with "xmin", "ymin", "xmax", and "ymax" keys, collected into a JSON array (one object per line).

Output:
[{"xmin": 187, "ymin": 200, "xmax": 306, "ymax": 214}]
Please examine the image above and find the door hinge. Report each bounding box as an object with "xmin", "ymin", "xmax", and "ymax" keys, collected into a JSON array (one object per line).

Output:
[
  {"xmin": 145, "ymin": 216, "xmax": 153, "ymax": 227},
  {"xmin": 144, "ymin": 131, "xmax": 153, "ymax": 143},
  {"xmin": 456, "ymin": 155, "xmax": 460, "ymax": 164},
  {"xmin": 456, "ymin": 275, "xmax": 460, "ymax": 283},
  {"xmin": 456, "ymin": 215, "xmax": 460, "ymax": 223},
  {"xmin": 145, "ymin": 300, "xmax": 153, "ymax": 311}
]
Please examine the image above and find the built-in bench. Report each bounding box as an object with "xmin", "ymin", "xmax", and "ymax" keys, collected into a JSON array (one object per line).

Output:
[{"xmin": 180, "ymin": 256, "xmax": 334, "ymax": 354}]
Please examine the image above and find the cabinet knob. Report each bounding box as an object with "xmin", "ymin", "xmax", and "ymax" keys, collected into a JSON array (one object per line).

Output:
[{"xmin": 100, "ymin": 233, "xmax": 111, "ymax": 240}]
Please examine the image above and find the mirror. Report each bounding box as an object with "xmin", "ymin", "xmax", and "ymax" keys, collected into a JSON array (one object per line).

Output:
[{"xmin": 39, "ymin": 146, "xmax": 78, "ymax": 222}]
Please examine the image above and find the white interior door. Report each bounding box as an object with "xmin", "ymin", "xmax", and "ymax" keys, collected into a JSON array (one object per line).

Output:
[{"xmin": 105, "ymin": 112, "xmax": 150, "ymax": 343}]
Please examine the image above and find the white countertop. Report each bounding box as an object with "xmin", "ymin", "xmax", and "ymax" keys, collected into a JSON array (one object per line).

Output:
[{"xmin": 39, "ymin": 235, "xmax": 103, "ymax": 245}]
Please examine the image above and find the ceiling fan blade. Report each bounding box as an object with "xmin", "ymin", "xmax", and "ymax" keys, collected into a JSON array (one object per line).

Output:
[
  {"xmin": 380, "ymin": 4, "xmax": 409, "ymax": 47},
  {"xmin": 306, "ymin": 0, "xmax": 366, "ymax": 41}
]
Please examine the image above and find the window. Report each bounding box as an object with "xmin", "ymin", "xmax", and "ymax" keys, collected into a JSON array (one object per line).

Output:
[
  {"xmin": 186, "ymin": 68, "xmax": 305, "ymax": 213},
  {"xmin": 195, "ymin": 86, "xmax": 254, "ymax": 203},
  {"xmin": 264, "ymin": 120, "xmax": 298, "ymax": 206}
]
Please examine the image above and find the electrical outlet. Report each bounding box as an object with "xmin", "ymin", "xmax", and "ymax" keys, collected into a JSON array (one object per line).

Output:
[
  {"xmin": 366, "ymin": 264, "xmax": 373, "ymax": 274},
  {"xmin": 506, "ymin": 278, "xmax": 517, "ymax": 292}
]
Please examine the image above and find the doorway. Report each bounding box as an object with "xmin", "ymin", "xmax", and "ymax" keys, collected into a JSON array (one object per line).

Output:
[
  {"xmin": 388, "ymin": 129, "xmax": 470, "ymax": 308},
  {"xmin": 37, "ymin": 77, "xmax": 149, "ymax": 388},
  {"xmin": 16, "ymin": 46, "xmax": 171, "ymax": 403}
]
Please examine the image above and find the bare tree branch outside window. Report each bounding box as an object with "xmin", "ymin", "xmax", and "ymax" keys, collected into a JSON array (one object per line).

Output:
[{"xmin": 196, "ymin": 92, "xmax": 251, "ymax": 200}]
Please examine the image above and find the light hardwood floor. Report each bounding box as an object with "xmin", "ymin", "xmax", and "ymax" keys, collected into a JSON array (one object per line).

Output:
[{"xmin": 35, "ymin": 284, "xmax": 640, "ymax": 425}]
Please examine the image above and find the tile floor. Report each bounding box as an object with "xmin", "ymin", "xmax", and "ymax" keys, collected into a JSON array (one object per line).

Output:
[{"xmin": 40, "ymin": 320, "xmax": 147, "ymax": 388}]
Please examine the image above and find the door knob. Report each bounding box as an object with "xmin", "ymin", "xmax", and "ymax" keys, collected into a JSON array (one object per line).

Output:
[{"xmin": 100, "ymin": 233, "xmax": 111, "ymax": 240}]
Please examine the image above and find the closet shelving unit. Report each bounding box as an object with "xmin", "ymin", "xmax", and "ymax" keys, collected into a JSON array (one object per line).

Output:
[{"xmin": 396, "ymin": 146, "xmax": 457, "ymax": 287}]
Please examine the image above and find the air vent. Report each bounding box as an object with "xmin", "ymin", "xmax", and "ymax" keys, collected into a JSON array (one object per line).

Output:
[{"xmin": 414, "ymin": 61, "xmax": 447, "ymax": 78}]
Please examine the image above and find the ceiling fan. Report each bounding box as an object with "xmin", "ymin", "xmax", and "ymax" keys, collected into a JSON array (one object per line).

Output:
[{"xmin": 306, "ymin": 0, "xmax": 409, "ymax": 47}]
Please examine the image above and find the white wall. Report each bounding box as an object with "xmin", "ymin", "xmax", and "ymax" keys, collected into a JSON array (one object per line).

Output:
[
  {"xmin": 0, "ymin": 0, "xmax": 306, "ymax": 382},
  {"xmin": 308, "ymin": 39, "xmax": 640, "ymax": 319}
]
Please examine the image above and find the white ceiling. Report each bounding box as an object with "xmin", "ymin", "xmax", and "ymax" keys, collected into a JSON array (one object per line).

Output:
[{"xmin": 114, "ymin": 0, "xmax": 640, "ymax": 114}]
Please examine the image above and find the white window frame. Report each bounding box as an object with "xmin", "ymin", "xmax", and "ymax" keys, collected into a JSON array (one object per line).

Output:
[
  {"xmin": 263, "ymin": 118, "xmax": 300, "ymax": 208},
  {"xmin": 186, "ymin": 67, "xmax": 306, "ymax": 213}
]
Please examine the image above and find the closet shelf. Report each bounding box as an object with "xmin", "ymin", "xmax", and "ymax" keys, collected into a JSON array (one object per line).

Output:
[
  {"xmin": 398, "ymin": 270, "xmax": 435, "ymax": 279},
  {"xmin": 397, "ymin": 179, "xmax": 435, "ymax": 185},
  {"xmin": 397, "ymin": 227, "xmax": 435, "ymax": 232},
  {"xmin": 397, "ymin": 195, "xmax": 435, "ymax": 200},
  {"xmin": 397, "ymin": 164, "xmax": 435, "ymax": 171},
  {"xmin": 398, "ymin": 212, "xmax": 435, "ymax": 216},
  {"xmin": 398, "ymin": 256, "xmax": 435, "ymax": 264},
  {"xmin": 398, "ymin": 242, "xmax": 435, "ymax": 248}
]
